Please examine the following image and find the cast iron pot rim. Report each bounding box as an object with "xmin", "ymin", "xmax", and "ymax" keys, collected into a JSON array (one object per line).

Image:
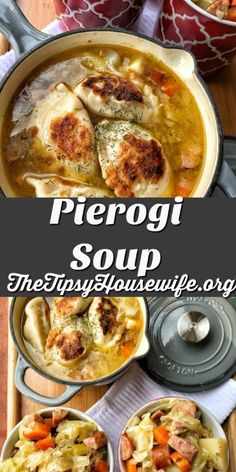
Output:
[
  {"xmin": 0, "ymin": 26, "xmax": 223, "ymax": 198},
  {"xmin": 10, "ymin": 296, "xmax": 150, "ymax": 387}
]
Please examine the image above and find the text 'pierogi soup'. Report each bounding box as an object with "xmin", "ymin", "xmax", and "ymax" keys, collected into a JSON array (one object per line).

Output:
[
  {"xmin": 22, "ymin": 297, "xmax": 144, "ymax": 381},
  {"xmin": 3, "ymin": 46, "xmax": 205, "ymax": 197}
]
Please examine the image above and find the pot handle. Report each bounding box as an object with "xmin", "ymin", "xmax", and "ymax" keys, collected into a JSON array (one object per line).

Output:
[
  {"xmin": 15, "ymin": 356, "xmax": 82, "ymax": 406},
  {"xmin": 217, "ymin": 161, "xmax": 236, "ymax": 198},
  {"xmin": 0, "ymin": 0, "xmax": 50, "ymax": 58}
]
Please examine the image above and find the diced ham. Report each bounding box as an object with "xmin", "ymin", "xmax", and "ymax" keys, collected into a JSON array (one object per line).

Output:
[
  {"xmin": 152, "ymin": 445, "xmax": 171, "ymax": 469},
  {"xmin": 83, "ymin": 431, "xmax": 108, "ymax": 450},
  {"xmin": 168, "ymin": 435, "xmax": 198, "ymax": 463},
  {"xmin": 120, "ymin": 434, "xmax": 135, "ymax": 461},
  {"xmin": 51, "ymin": 409, "xmax": 68, "ymax": 427},
  {"xmin": 171, "ymin": 400, "xmax": 197, "ymax": 417},
  {"xmin": 152, "ymin": 410, "xmax": 165, "ymax": 422}
]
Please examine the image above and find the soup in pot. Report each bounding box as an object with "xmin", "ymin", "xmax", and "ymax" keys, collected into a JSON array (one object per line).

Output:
[
  {"xmin": 22, "ymin": 296, "xmax": 144, "ymax": 381},
  {"xmin": 3, "ymin": 45, "xmax": 205, "ymax": 197}
]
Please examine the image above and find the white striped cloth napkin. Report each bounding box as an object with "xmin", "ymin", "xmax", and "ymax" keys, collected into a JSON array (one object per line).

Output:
[
  {"xmin": 87, "ymin": 362, "xmax": 236, "ymax": 472},
  {"xmin": 0, "ymin": 0, "xmax": 161, "ymax": 81}
]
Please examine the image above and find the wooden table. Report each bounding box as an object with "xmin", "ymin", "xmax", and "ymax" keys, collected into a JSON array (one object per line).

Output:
[{"xmin": 0, "ymin": 0, "xmax": 236, "ymax": 467}]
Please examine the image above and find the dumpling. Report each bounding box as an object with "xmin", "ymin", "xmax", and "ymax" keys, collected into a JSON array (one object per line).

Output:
[
  {"xmin": 95, "ymin": 120, "xmax": 173, "ymax": 197},
  {"xmin": 88, "ymin": 297, "xmax": 125, "ymax": 349},
  {"xmin": 49, "ymin": 299, "xmax": 91, "ymax": 330},
  {"xmin": 45, "ymin": 317, "xmax": 92, "ymax": 367},
  {"xmin": 25, "ymin": 176, "xmax": 112, "ymax": 198},
  {"xmin": 51, "ymin": 297, "xmax": 92, "ymax": 319},
  {"xmin": 45, "ymin": 298, "xmax": 93, "ymax": 367},
  {"xmin": 23, "ymin": 298, "xmax": 50, "ymax": 353},
  {"xmin": 74, "ymin": 74, "xmax": 158, "ymax": 124},
  {"xmin": 23, "ymin": 83, "xmax": 98, "ymax": 178}
]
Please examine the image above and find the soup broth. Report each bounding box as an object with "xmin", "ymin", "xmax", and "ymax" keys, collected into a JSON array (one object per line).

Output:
[
  {"xmin": 3, "ymin": 45, "xmax": 205, "ymax": 197},
  {"xmin": 23, "ymin": 297, "xmax": 144, "ymax": 382}
]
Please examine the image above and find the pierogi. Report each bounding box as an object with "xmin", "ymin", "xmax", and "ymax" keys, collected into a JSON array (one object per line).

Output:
[
  {"xmin": 95, "ymin": 120, "xmax": 172, "ymax": 197},
  {"xmin": 23, "ymin": 297, "xmax": 144, "ymax": 381},
  {"xmin": 3, "ymin": 45, "xmax": 205, "ymax": 197}
]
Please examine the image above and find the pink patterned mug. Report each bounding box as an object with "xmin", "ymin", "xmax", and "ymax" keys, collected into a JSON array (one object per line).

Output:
[
  {"xmin": 54, "ymin": 0, "xmax": 146, "ymax": 30},
  {"xmin": 155, "ymin": 0, "xmax": 236, "ymax": 77}
]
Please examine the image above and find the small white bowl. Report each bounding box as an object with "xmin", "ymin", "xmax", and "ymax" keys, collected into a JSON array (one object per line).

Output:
[
  {"xmin": 118, "ymin": 396, "xmax": 228, "ymax": 472},
  {"xmin": 1, "ymin": 407, "xmax": 114, "ymax": 471}
]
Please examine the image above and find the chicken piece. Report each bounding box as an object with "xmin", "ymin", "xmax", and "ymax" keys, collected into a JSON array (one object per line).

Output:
[
  {"xmin": 171, "ymin": 400, "xmax": 197, "ymax": 417},
  {"xmin": 120, "ymin": 434, "xmax": 135, "ymax": 461},
  {"xmin": 88, "ymin": 297, "xmax": 125, "ymax": 349},
  {"xmin": 168, "ymin": 435, "xmax": 198, "ymax": 462},
  {"xmin": 23, "ymin": 83, "xmax": 98, "ymax": 179},
  {"xmin": 74, "ymin": 73, "xmax": 159, "ymax": 124},
  {"xmin": 23, "ymin": 297, "xmax": 50, "ymax": 354},
  {"xmin": 95, "ymin": 120, "xmax": 173, "ymax": 197},
  {"xmin": 83, "ymin": 431, "xmax": 107, "ymax": 449},
  {"xmin": 25, "ymin": 176, "xmax": 112, "ymax": 198}
]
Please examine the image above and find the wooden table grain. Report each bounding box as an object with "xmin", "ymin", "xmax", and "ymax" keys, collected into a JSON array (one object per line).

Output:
[{"xmin": 0, "ymin": 0, "xmax": 236, "ymax": 464}]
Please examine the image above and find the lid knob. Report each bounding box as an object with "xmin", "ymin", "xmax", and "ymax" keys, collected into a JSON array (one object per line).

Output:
[{"xmin": 177, "ymin": 311, "xmax": 210, "ymax": 343}]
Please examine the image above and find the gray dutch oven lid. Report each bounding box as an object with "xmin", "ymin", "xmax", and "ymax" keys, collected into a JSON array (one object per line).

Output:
[{"xmin": 142, "ymin": 297, "xmax": 236, "ymax": 392}]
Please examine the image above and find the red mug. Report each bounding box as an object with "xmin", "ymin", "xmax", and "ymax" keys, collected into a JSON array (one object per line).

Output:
[
  {"xmin": 155, "ymin": 0, "xmax": 236, "ymax": 77},
  {"xmin": 54, "ymin": 0, "xmax": 146, "ymax": 30}
]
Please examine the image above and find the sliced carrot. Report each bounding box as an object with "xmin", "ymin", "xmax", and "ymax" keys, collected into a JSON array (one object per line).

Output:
[
  {"xmin": 36, "ymin": 434, "xmax": 56, "ymax": 450},
  {"xmin": 120, "ymin": 341, "xmax": 135, "ymax": 358},
  {"xmin": 135, "ymin": 318, "xmax": 143, "ymax": 331},
  {"xmin": 126, "ymin": 459, "xmax": 137, "ymax": 472},
  {"xmin": 94, "ymin": 459, "xmax": 109, "ymax": 472},
  {"xmin": 23, "ymin": 421, "xmax": 51, "ymax": 440},
  {"xmin": 231, "ymin": 0, "xmax": 236, "ymax": 5},
  {"xmin": 153, "ymin": 426, "xmax": 169, "ymax": 445},
  {"xmin": 171, "ymin": 452, "xmax": 191, "ymax": 472},
  {"xmin": 175, "ymin": 184, "xmax": 190, "ymax": 197},
  {"xmin": 226, "ymin": 7, "xmax": 236, "ymax": 20},
  {"xmin": 161, "ymin": 82, "xmax": 178, "ymax": 97}
]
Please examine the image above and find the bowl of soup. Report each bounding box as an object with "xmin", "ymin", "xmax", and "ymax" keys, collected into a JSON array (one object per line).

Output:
[
  {"xmin": 118, "ymin": 397, "xmax": 229, "ymax": 472},
  {"xmin": 10, "ymin": 296, "xmax": 150, "ymax": 406},
  {"xmin": 0, "ymin": 407, "xmax": 114, "ymax": 472},
  {"xmin": 1, "ymin": 1, "xmax": 235, "ymax": 197}
]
